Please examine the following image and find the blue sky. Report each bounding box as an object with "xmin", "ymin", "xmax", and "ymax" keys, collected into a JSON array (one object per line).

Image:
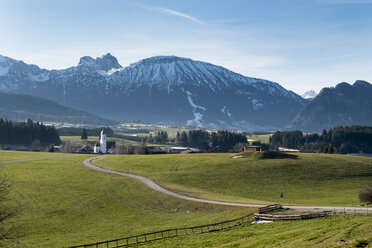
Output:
[{"xmin": 1, "ymin": 0, "xmax": 372, "ymax": 94}]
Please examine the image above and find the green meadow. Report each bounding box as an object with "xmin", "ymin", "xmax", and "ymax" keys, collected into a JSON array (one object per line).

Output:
[
  {"xmin": 144, "ymin": 215, "xmax": 372, "ymax": 248},
  {"xmin": 0, "ymin": 151, "xmax": 250, "ymax": 248},
  {"xmin": 247, "ymin": 134, "xmax": 272, "ymax": 144},
  {"xmin": 0, "ymin": 150, "xmax": 70, "ymax": 162},
  {"xmin": 94, "ymin": 153, "xmax": 372, "ymax": 206},
  {"xmin": 1, "ymin": 151, "xmax": 371, "ymax": 247}
]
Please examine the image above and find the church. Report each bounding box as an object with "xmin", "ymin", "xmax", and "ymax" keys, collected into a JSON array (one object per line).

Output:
[{"xmin": 94, "ymin": 130, "xmax": 115, "ymax": 154}]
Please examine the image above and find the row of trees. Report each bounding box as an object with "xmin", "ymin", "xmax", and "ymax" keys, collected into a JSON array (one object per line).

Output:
[
  {"xmin": 147, "ymin": 129, "xmax": 248, "ymax": 150},
  {"xmin": 57, "ymin": 127, "xmax": 113, "ymax": 137},
  {"xmin": 0, "ymin": 119, "xmax": 61, "ymax": 145},
  {"xmin": 270, "ymin": 126, "xmax": 372, "ymax": 154}
]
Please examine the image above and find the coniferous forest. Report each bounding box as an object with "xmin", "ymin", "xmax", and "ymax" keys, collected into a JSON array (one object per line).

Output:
[
  {"xmin": 148, "ymin": 130, "xmax": 248, "ymax": 150},
  {"xmin": 0, "ymin": 118, "xmax": 61, "ymax": 145},
  {"xmin": 270, "ymin": 126, "xmax": 372, "ymax": 154}
]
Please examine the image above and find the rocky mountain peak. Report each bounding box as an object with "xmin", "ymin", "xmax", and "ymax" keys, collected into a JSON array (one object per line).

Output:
[
  {"xmin": 353, "ymin": 80, "xmax": 371, "ymax": 88},
  {"xmin": 78, "ymin": 53, "xmax": 122, "ymax": 72}
]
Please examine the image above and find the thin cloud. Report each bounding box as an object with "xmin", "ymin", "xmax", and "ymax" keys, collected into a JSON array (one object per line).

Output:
[{"xmin": 155, "ymin": 7, "xmax": 204, "ymax": 24}]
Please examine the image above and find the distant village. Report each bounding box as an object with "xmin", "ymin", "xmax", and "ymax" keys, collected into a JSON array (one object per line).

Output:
[{"xmin": 74, "ymin": 129, "xmax": 263, "ymax": 155}]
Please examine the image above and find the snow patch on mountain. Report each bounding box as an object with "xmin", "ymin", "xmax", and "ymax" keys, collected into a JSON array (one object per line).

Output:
[
  {"xmin": 185, "ymin": 91, "xmax": 206, "ymax": 127},
  {"xmin": 252, "ymin": 99, "xmax": 264, "ymax": 110},
  {"xmin": 186, "ymin": 91, "xmax": 206, "ymax": 111},
  {"xmin": 186, "ymin": 112, "xmax": 204, "ymax": 127},
  {"xmin": 301, "ymin": 90, "xmax": 318, "ymax": 99}
]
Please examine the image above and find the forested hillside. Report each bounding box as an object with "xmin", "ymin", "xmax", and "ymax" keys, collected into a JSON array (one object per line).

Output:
[{"xmin": 270, "ymin": 126, "xmax": 372, "ymax": 154}]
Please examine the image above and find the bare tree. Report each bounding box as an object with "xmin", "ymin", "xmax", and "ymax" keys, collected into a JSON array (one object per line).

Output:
[
  {"xmin": 231, "ymin": 142, "xmax": 245, "ymax": 153},
  {"xmin": 134, "ymin": 141, "xmax": 147, "ymax": 154},
  {"xmin": 114, "ymin": 141, "xmax": 131, "ymax": 154},
  {"xmin": 59, "ymin": 143, "xmax": 79, "ymax": 153}
]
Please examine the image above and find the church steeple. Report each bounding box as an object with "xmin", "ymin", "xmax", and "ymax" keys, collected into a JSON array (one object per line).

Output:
[{"xmin": 99, "ymin": 129, "xmax": 107, "ymax": 153}]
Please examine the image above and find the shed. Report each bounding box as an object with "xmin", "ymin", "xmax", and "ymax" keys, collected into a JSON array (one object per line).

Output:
[{"xmin": 244, "ymin": 145, "xmax": 263, "ymax": 152}]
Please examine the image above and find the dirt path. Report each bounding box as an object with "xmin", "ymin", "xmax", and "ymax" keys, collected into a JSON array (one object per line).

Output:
[{"xmin": 83, "ymin": 156, "xmax": 372, "ymax": 214}]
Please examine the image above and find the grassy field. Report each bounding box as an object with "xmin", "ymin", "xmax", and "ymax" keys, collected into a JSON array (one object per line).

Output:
[
  {"xmin": 143, "ymin": 215, "xmax": 372, "ymax": 247},
  {"xmin": 0, "ymin": 150, "xmax": 70, "ymax": 162},
  {"xmin": 1, "ymin": 151, "xmax": 371, "ymax": 247},
  {"xmin": 94, "ymin": 153, "xmax": 372, "ymax": 206},
  {"xmin": 246, "ymin": 134, "xmax": 272, "ymax": 144},
  {"xmin": 0, "ymin": 151, "xmax": 251, "ymax": 248}
]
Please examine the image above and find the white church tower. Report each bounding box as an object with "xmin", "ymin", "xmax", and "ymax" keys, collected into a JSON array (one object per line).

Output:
[
  {"xmin": 94, "ymin": 129, "xmax": 108, "ymax": 154},
  {"xmin": 99, "ymin": 130, "xmax": 107, "ymax": 153}
]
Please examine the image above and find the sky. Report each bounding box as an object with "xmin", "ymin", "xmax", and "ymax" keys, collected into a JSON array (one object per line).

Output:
[{"xmin": 1, "ymin": 0, "xmax": 372, "ymax": 94}]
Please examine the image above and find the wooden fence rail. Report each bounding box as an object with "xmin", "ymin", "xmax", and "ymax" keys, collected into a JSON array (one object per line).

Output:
[
  {"xmin": 258, "ymin": 204, "xmax": 283, "ymax": 214},
  {"xmin": 254, "ymin": 211, "xmax": 327, "ymax": 221},
  {"xmin": 67, "ymin": 214, "xmax": 254, "ymax": 248}
]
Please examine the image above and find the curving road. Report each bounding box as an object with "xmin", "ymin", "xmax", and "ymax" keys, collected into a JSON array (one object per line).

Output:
[{"xmin": 83, "ymin": 155, "xmax": 372, "ymax": 214}]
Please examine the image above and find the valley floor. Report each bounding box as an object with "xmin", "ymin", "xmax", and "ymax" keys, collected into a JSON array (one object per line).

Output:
[{"xmin": 0, "ymin": 151, "xmax": 371, "ymax": 247}]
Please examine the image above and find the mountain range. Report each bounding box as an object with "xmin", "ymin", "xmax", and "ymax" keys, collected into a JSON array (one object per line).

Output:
[
  {"xmin": 288, "ymin": 81, "xmax": 372, "ymax": 132},
  {"xmin": 0, "ymin": 53, "xmax": 306, "ymax": 131},
  {"xmin": 1, "ymin": 53, "xmax": 371, "ymax": 132}
]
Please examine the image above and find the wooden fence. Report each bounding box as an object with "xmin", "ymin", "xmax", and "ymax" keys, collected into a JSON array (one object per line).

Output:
[
  {"xmin": 258, "ymin": 204, "xmax": 283, "ymax": 214},
  {"xmin": 67, "ymin": 204, "xmax": 370, "ymax": 248},
  {"xmin": 254, "ymin": 211, "xmax": 327, "ymax": 221},
  {"xmin": 67, "ymin": 213, "xmax": 254, "ymax": 248}
]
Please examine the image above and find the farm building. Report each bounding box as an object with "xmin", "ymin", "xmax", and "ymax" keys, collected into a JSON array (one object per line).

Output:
[
  {"xmin": 244, "ymin": 145, "xmax": 262, "ymax": 152},
  {"xmin": 168, "ymin": 146, "xmax": 200, "ymax": 154}
]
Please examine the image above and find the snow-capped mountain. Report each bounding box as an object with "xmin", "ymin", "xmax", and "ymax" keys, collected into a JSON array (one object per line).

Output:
[
  {"xmin": 301, "ymin": 90, "xmax": 318, "ymax": 99},
  {"xmin": 0, "ymin": 53, "xmax": 307, "ymax": 130}
]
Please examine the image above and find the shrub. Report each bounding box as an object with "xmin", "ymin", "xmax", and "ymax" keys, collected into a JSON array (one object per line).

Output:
[{"xmin": 359, "ymin": 184, "xmax": 372, "ymax": 204}]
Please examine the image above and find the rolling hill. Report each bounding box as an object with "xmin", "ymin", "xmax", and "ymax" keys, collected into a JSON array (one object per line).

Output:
[{"xmin": 0, "ymin": 92, "xmax": 117, "ymax": 126}]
